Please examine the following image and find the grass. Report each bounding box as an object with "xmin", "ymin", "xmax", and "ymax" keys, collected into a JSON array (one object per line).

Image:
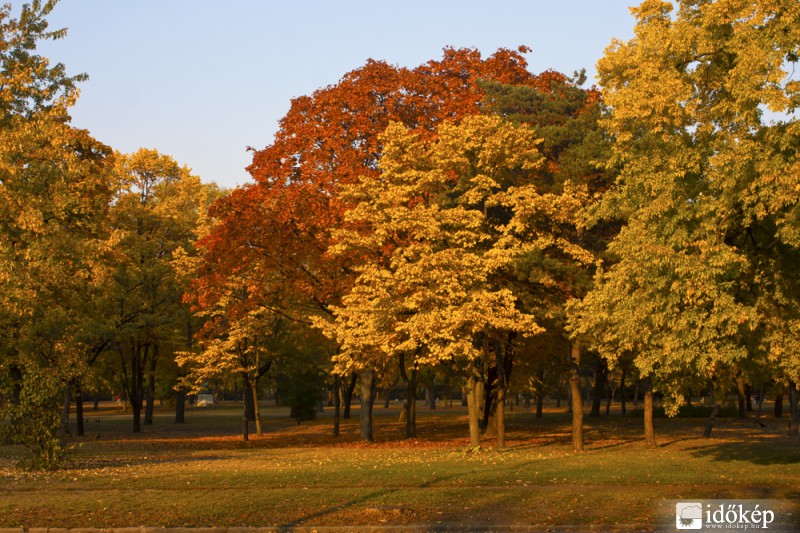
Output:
[{"xmin": 1, "ymin": 401, "xmax": 798, "ymax": 530}]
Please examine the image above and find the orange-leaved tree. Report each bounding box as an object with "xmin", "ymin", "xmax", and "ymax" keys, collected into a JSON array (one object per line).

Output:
[{"xmin": 193, "ymin": 47, "xmax": 566, "ymax": 438}]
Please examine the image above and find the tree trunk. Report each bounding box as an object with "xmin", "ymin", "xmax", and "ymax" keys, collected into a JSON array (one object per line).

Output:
[
  {"xmin": 174, "ymin": 388, "xmax": 186, "ymax": 424},
  {"xmin": 343, "ymin": 373, "xmax": 357, "ymax": 419},
  {"xmin": 144, "ymin": 344, "xmax": 158, "ymax": 426},
  {"xmin": 75, "ymin": 383, "xmax": 85, "ymax": 437},
  {"xmin": 535, "ymin": 367, "xmax": 544, "ymax": 418},
  {"xmin": 556, "ymin": 378, "xmax": 562, "ymax": 408},
  {"xmin": 466, "ymin": 374, "xmax": 482, "ymax": 448},
  {"xmin": 132, "ymin": 400, "xmax": 142, "ymax": 434},
  {"xmin": 789, "ymin": 382, "xmax": 799, "ymax": 437},
  {"xmin": 736, "ymin": 375, "xmax": 747, "ymax": 419},
  {"xmin": 480, "ymin": 365, "xmax": 497, "ymax": 432},
  {"xmin": 620, "ymin": 366, "xmax": 627, "ymax": 415},
  {"xmin": 745, "ymin": 384, "xmax": 753, "ymax": 412},
  {"xmin": 590, "ymin": 360, "xmax": 606, "ymax": 417},
  {"xmin": 632, "ymin": 381, "xmax": 640, "ymax": 406},
  {"xmin": 118, "ymin": 340, "xmax": 147, "ymax": 433},
  {"xmin": 495, "ymin": 380, "xmax": 506, "ymax": 448},
  {"xmin": 244, "ymin": 376, "xmax": 255, "ymax": 421},
  {"xmin": 703, "ymin": 403, "xmax": 721, "ymax": 438},
  {"xmin": 461, "ymin": 385, "xmax": 468, "ymax": 407},
  {"xmin": 404, "ymin": 369, "xmax": 418, "ymax": 438},
  {"xmin": 359, "ymin": 370, "xmax": 377, "ymax": 442},
  {"xmin": 569, "ymin": 341, "xmax": 584, "ymax": 452},
  {"xmin": 333, "ymin": 378, "xmax": 341, "ymax": 437},
  {"xmin": 644, "ymin": 383, "xmax": 656, "ymax": 448},
  {"xmin": 60, "ymin": 384, "xmax": 71, "ymax": 446},
  {"xmin": 775, "ymin": 387, "xmax": 784, "ymax": 417},
  {"xmin": 250, "ymin": 379, "xmax": 262, "ymax": 436}
]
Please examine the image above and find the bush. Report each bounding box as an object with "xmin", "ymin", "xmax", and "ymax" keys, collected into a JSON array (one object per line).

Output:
[
  {"xmin": 276, "ymin": 368, "xmax": 325, "ymax": 424},
  {"xmin": 0, "ymin": 366, "xmax": 69, "ymax": 470}
]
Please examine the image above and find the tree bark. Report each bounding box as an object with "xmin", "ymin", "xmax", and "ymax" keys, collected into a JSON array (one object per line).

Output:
[
  {"xmin": 132, "ymin": 400, "xmax": 142, "ymax": 434},
  {"xmin": 494, "ymin": 335, "xmax": 514, "ymax": 448},
  {"xmin": 250, "ymin": 379, "xmax": 262, "ymax": 436},
  {"xmin": 332, "ymin": 378, "xmax": 341, "ymax": 437},
  {"xmin": 745, "ymin": 383, "xmax": 753, "ymax": 412},
  {"xmin": 703, "ymin": 403, "xmax": 721, "ymax": 438},
  {"xmin": 620, "ymin": 366, "xmax": 627, "ymax": 415},
  {"xmin": 118, "ymin": 340, "xmax": 147, "ymax": 433},
  {"xmin": 480, "ymin": 365, "xmax": 497, "ymax": 432},
  {"xmin": 244, "ymin": 376, "xmax": 255, "ymax": 421},
  {"xmin": 359, "ymin": 370, "xmax": 377, "ymax": 442},
  {"xmin": 466, "ymin": 374, "xmax": 482, "ymax": 448},
  {"xmin": 405, "ymin": 373, "xmax": 418, "ymax": 438},
  {"xmin": 535, "ymin": 367, "xmax": 544, "ymax": 418},
  {"xmin": 789, "ymin": 382, "xmax": 799, "ymax": 437},
  {"xmin": 736, "ymin": 375, "xmax": 747, "ymax": 419},
  {"xmin": 426, "ymin": 376, "xmax": 436, "ymax": 410},
  {"xmin": 75, "ymin": 383, "xmax": 85, "ymax": 437},
  {"xmin": 556, "ymin": 378, "xmax": 562, "ymax": 408},
  {"xmin": 644, "ymin": 381, "xmax": 656, "ymax": 447},
  {"xmin": 569, "ymin": 341, "xmax": 584, "ymax": 452},
  {"xmin": 495, "ymin": 380, "xmax": 506, "ymax": 448},
  {"xmin": 590, "ymin": 360, "xmax": 607, "ymax": 417},
  {"xmin": 343, "ymin": 373, "xmax": 357, "ymax": 419},
  {"xmin": 775, "ymin": 387, "xmax": 784, "ymax": 417},
  {"xmin": 174, "ymin": 388, "xmax": 186, "ymax": 424},
  {"xmin": 144, "ymin": 343, "xmax": 159, "ymax": 425},
  {"xmin": 60, "ymin": 384, "xmax": 71, "ymax": 446}
]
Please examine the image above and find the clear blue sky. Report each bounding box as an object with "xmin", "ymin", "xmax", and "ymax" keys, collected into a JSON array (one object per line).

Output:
[{"xmin": 36, "ymin": 0, "xmax": 638, "ymax": 189}]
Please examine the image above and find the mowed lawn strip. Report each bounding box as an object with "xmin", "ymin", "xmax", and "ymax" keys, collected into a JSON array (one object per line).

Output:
[{"xmin": 1, "ymin": 405, "xmax": 798, "ymax": 528}]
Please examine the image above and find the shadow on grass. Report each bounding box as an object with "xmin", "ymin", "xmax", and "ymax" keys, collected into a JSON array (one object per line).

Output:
[
  {"xmin": 279, "ymin": 469, "xmax": 467, "ymax": 528},
  {"xmin": 685, "ymin": 438, "xmax": 800, "ymax": 465}
]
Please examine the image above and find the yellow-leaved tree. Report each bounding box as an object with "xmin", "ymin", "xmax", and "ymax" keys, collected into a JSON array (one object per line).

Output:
[
  {"xmin": 570, "ymin": 0, "xmax": 800, "ymax": 443},
  {"xmin": 318, "ymin": 115, "xmax": 595, "ymax": 446}
]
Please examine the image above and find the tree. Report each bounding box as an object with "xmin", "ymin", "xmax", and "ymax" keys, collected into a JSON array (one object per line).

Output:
[
  {"xmin": 105, "ymin": 149, "xmax": 212, "ymax": 433},
  {"xmin": 480, "ymin": 76, "xmax": 613, "ymax": 451},
  {"xmin": 197, "ymin": 47, "xmax": 559, "ymax": 440},
  {"xmin": 319, "ymin": 116, "xmax": 556, "ymax": 446},
  {"xmin": 570, "ymin": 0, "xmax": 800, "ymax": 444},
  {"xmin": 0, "ymin": 0, "xmax": 114, "ymax": 468}
]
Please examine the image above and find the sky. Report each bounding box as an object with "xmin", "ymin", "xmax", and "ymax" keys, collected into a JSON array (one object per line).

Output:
[{"xmin": 35, "ymin": 1, "xmax": 639, "ymax": 189}]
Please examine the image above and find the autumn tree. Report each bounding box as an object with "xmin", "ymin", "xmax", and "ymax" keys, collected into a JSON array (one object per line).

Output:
[
  {"xmin": 322, "ymin": 115, "xmax": 595, "ymax": 446},
  {"xmin": 105, "ymin": 148, "xmax": 213, "ymax": 433},
  {"xmin": 569, "ymin": 0, "xmax": 800, "ymax": 444},
  {"xmin": 0, "ymin": 0, "xmax": 115, "ymax": 467},
  {"xmin": 196, "ymin": 47, "xmax": 559, "ymax": 439},
  {"xmin": 478, "ymin": 75, "xmax": 613, "ymax": 451}
]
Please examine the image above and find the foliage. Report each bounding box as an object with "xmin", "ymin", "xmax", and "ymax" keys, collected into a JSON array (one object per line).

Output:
[
  {"xmin": 0, "ymin": 0, "xmax": 115, "ymax": 468},
  {"xmin": 0, "ymin": 364, "xmax": 68, "ymax": 469},
  {"xmin": 0, "ymin": 0, "xmax": 85, "ymax": 123},
  {"xmin": 104, "ymin": 148, "xmax": 215, "ymax": 432},
  {"xmin": 569, "ymin": 0, "xmax": 800, "ymax": 414},
  {"xmin": 320, "ymin": 116, "xmax": 547, "ymax": 376}
]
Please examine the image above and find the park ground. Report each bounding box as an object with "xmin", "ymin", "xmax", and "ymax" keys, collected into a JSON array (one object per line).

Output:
[{"xmin": 1, "ymin": 401, "xmax": 798, "ymax": 531}]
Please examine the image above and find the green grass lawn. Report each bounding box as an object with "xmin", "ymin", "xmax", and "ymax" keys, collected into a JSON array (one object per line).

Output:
[{"xmin": 1, "ymin": 402, "xmax": 798, "ymax": 530}]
